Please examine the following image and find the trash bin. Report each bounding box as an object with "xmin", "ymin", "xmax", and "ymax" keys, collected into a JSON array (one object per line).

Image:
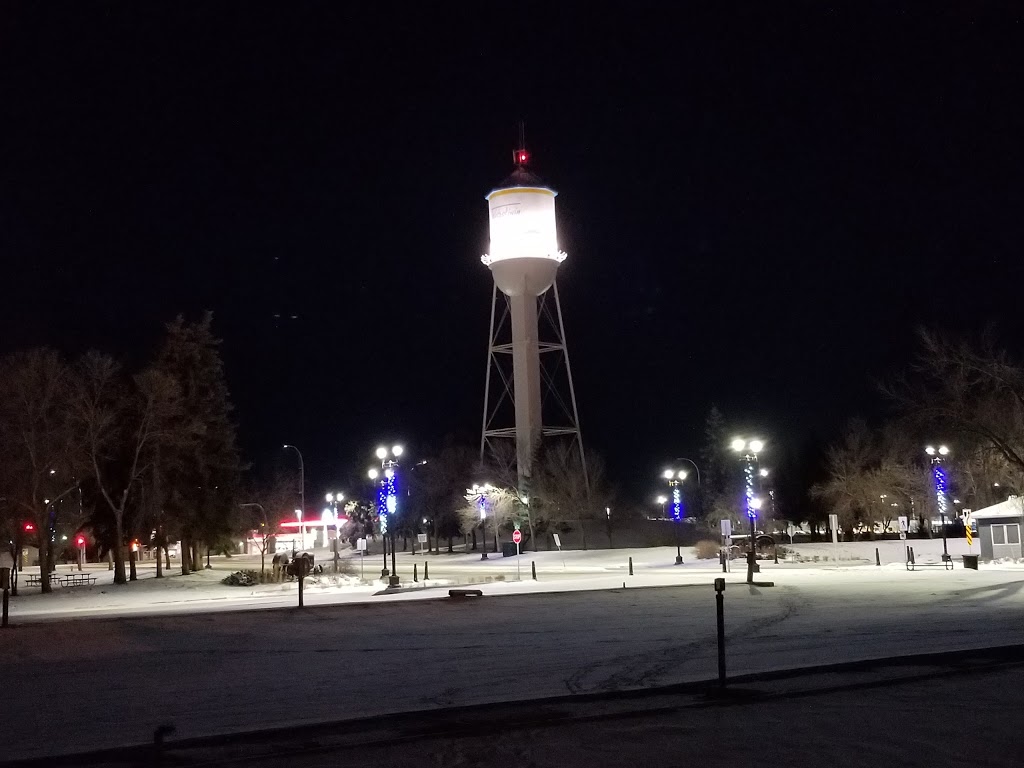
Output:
[
  {"xmin": 962, "ymin": 554, "xmax": 979, "ymax": 571},
  {"xmin": 501, "ymin": 542, "xmax": 519, "ymax": 557}
]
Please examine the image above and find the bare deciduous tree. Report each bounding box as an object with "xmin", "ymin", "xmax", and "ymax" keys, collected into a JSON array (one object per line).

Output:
[
  {"xmin": 0, "ymin": 349, "xmax": 78, "ymax": 593},
  {"xmin": 72, "ymin": 351, "xmax": 181, "ymax": 585}
]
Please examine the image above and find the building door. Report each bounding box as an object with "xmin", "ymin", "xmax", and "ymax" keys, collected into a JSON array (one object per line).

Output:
[{"xmin": 991, "ymin": 523, "xmax": 1021, "ymax": 559}]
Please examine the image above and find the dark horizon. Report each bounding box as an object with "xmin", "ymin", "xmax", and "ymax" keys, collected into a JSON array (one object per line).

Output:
[{"xmin": 2, "ymin": 4, "xmax": 1021, "ymax": 505}]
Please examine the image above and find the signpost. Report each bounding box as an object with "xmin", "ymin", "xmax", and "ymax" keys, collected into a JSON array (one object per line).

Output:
[
  {"xmin": 786, "ymin": 523, "xmax": 796, "ymax": 544},
  {"xmin": 829, "ymin": 513, "xmax": 839, "ymax": 568},
  {"xmin": 720, "ymin": 519, "xmax": 732, "ymax": 573},
  {"xmin": 553, "ymin": 533, "xmax": 565, "ymax": 570},
  {"xmin": 357, "ymin": 538, "xmax": 367, "ymax": 580},
  {"xmin": 417, "ymin": 532, "xmax": 428, "ymax": 556},
  {"xmin": 513, "ymin": 527, "xmax": 522, "ymax": 579},
  {"xmin": 898, "ymin": 515, "xmax": 909, "ymax": 562}
]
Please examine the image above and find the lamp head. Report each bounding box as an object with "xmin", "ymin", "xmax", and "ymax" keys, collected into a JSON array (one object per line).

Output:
[
  {"xmin": 749, "ymin": 440, "xmax": 764, "ymax": 454},
  {"xmin": 730, "ymin": 438, "xmax": 746, "ymax": 452},
  {"xmin": 662, "ymin": 469, "xmax": 675, "ymax": 480},
  {"xmin": 375, "ymin": 446, "xmax": 388, "ymax": 460},
  {"xmin": 925, "ymin": 446, "xmax": 936, "ymax": 455},
  {"xmin": 368, "ymin": 468, "xmax": 379, "ymax": 480},
  {"xmin": 938, "ymin": 445, "xmax": 950, "ymax": 456},
  {"xmin": 392, "ymin": 445, "xmax": 404, "ymax": 457}
]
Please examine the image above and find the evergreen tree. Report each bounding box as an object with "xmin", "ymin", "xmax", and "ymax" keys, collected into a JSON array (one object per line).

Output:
[
  {"xmin": 699, "ymin": 405, "xmax": 731, "ymax": 526},
  {"xmin": 155, "ymin": 313, "xmax": 243, "ymax": 574}
]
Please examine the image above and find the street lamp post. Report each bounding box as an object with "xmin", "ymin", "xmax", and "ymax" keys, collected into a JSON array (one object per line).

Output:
[
  {"xmin": 283, "ymin": 444, "xmax": 305, "ymax": 546},
  {"xmin": 655, "ymin": 495, "xmax": 668, "ymax": 518},
  {"xmin": 370, "ymin": 445, "xmax": 403, "ymax": 588},
  {"xmin": 731, "ymin": 438, "xmax": 765, "ymax": 584},
  {"xmin": 926, "ymin": 445, "xmax": 951, "ymax": 563},
  {"xmin": 467, "ymin": 484, "xmax": 494, "ymax": 560},
  {"xmin": 661, "ymin": 468, "xmax": 690, "ymax": 564}
]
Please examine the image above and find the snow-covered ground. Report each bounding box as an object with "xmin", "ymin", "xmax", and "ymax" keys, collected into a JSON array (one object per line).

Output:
[
  {"xmin": 3, "ymin": 538, "xmax": 1009, "ymax": 623},
  {"xmin": 2, "ymin": 551, "xmax": 1023, "ymax": 760}
]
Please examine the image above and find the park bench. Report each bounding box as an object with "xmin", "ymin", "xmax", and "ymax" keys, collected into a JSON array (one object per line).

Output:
[
  {"xmin": 448, "ymin": 589, "xmax": 483, "ymax": 599},
  {"xmin": 906, "ymin": 548, "xmax": 954, "ymax": 571}
]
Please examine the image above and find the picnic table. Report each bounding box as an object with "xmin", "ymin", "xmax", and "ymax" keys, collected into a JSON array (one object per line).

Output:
[{"xmin": 24, "ymin": 572, "xmax": 97, "ymax": 587}]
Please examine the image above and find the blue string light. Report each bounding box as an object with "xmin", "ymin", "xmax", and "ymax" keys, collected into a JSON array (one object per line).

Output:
[{"xmin": 672, "ymin": 487, "xmax": 682, "ymax": 521}]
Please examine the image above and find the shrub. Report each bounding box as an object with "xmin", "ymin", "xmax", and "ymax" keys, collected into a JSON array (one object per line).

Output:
[
  {"xmin": 222, "ymin": 570, "xmax": 261, "ymax": 586},
  {"xmin": 695, "ymin": 540, "xmax": 721, "ymax": 560}
]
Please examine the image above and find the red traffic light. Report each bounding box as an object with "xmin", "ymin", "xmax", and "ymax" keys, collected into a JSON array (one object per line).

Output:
[
  {"xmin": 75, "ymin": 535, "xmax": 86, "ymax": 547},
  {"xmin": 23, "ymin": 521, "xmax": 35, "ymax": 533}
]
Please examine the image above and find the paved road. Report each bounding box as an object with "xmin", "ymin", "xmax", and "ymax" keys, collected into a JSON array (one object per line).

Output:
[{"xmin": 2, "ymin": 568, "xmax": 1022, "ymax": 761}]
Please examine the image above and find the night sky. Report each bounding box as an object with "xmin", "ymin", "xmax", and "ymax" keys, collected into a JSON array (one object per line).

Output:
[{"xmin": 2, "ymin": 4, "xmax": 1022, "ymax": 503}]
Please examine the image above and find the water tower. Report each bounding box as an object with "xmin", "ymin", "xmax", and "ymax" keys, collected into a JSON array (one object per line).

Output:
[{"xmin": 480, "ymin": 144, "xmax": 587, "ymax": 497}]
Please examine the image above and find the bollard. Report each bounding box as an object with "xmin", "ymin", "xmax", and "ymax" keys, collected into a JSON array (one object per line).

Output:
[
  {"xmin": 714, "ymin": 578, "xmax": 726, "ymax": 687},
  {"xmin": 424, "ymin": 561, "xmax": 429, "ymax": 581},
  {"xmin": 875, "ymin": 547, "xmax": 881, "ymax": 566},
  {"xmin": 721, "ymin": 548, "xmax": 727, "ymax": 573},
  {"xmin": 628, "ymin": 556, "xmax": 634, "ymax": 576},
  {"xmin": 413, "ymin": 563, "xmax": 418, "ymax": 582},
  {"xmin": 531, "ymin": 560, "xmax": 537, "ymax": 580},
  {"xmin": 297, "ymin": 569, "xmax": 304, "ymax": 608}
]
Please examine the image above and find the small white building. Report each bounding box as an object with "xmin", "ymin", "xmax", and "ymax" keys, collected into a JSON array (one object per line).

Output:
[{"xmin": 969, "ymin": 496, "xmax": 1023, "ymax": 560}]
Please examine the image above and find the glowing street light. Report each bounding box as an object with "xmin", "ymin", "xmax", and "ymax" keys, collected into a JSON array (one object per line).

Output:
[
  {"xmin": 731, "ymin": 437, "xmax": 766, "ymax": 584},
  {"xmin": 466, "ymin": 483, "xmax": 496, "ymax": 560},
  {"xmin": 659, "ymin": 463, "xmax": 694, "ymax": 565},
  {"xmin": 926, "ymin": 444, "xmax": 952, "ymax": 564},
  {"xmin": 370, "ymin": 444, "xmax": 404, "ymax": 587}
]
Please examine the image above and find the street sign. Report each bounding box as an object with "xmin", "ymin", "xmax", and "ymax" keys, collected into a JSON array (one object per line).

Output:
[
  {"xmin": 829, "ymin": 514, "xmax": 838, "ymax": 542},
  {"xmin": 965, "ymin": 524, "xmax": 974, "ymax": 547},
  {"xmin": 356, "ymin": 538, "xmax": 367, "ymax": 551},
  {"xmin": 898, "ymin": 516, "xmax": 909, "ymax": 533},
  {"xmin": 327, "ymin": 527, "xmax": 337, "ymax": 540},
  {"xmin": 899, "ymin": 532, "xmax": 907, "ymax": 540},
  {"xmin": 512, "ymin": 530, "xmax": 522, "ymax": 544},
  {"xmin": 417, "ymin": 533, "xmax": 428, "ymax": 544},
  {"xmin": 720, "ymin": 519, "xmax": 732, "ymax": 537}
]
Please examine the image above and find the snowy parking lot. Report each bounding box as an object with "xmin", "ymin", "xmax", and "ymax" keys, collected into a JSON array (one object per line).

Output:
[{"xmin": 1, "ymin": 542, "xmax": 1022, "ymax": 761}]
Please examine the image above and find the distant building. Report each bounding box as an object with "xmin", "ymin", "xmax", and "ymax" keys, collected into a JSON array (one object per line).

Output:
[{"xmin": 968, "ymin": 496, "xmax": 1022, "ymax": 561}]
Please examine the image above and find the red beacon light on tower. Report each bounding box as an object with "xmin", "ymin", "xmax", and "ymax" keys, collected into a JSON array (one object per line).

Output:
[
  {"xmin": 513, "ymin": 148, "xmax": 529, "ymax": 166},
  {"xmin": 22, "ymin": 521, "xmax": 35, "ymax": 534}
]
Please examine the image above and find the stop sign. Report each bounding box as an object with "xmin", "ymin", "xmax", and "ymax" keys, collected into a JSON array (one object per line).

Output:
[{"xmin": 512, "ymin": 529, "xmax": 522, "ymax": 544}]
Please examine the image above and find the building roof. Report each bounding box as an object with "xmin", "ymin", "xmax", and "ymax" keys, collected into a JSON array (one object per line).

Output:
[
  {"xmin": 971, "ymin": 496, "xmax": 1024, "ymax": 519},
  {"xmin": 489, "ymin": 166, "xmax": 555, "ymax": 196}
]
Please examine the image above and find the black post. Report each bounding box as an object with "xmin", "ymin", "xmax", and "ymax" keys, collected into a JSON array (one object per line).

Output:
[
  {"xmin": 746, "ymin": 514, "xmax": 757, "ymax": 584},
  {"xmin": 413, "ymin": 563, "xmax": 418, "ymax": 582},
  {"xmin": 205, "ymin": 547, "xmax": 211, "ymax": 569},
  {"xmin": 297, "ymin": 566, "xmax": 304, "ymax": 608},
  {"xmin": 875, "ymin": 547, "xmax": 881, "ymax": 566},
  {"xmin": 333, "ymin": 537, "xmax": 339, "ymax": 573},
  {"xmin": 628, "ymin": 556, "xmax": 634, "ymax": 576},
  {"xmin": 674, "ymin": 521, "xmax": 683, "ymax": 565},
  {"xmin": 715, "ymin": 578, "xmax": 726, "ymax": 687},
  {"xmin": 388, "ymin": 529, "xmax": 399, "ymax": 588},
  {"xmin": 424, "ymin": 561, "xmax": 429, "ymax": 580},
  {"xmin": 941, "ymin": 512, "xmax": 949, "ymax": 561},
  {"xmin": 531, "ymin": 560, "xmax": 537, "ymax": 580},
  {"xmin": 381, "ymin": 534, "xmax": 389, "ymax": 579},
  {"xmin": 1, "ymin": 570, "xmax": 9, "ymax": 628}
]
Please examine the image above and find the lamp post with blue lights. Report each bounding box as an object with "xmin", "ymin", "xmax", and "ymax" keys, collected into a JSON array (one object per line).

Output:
[
  {"xmin": 925, "ymin": 445, "xmax": 952, "ymax": 564},
  {"xmin": 369, "ymin": 444, "xmax": 403, "ymax": 588},
  {"xmin": 731, "ymin": 438, "xmax": 764, "ymax": 584},
  {"xmin": 661, "ymin": 467, "xmax": 689, "ymax": 564}
]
